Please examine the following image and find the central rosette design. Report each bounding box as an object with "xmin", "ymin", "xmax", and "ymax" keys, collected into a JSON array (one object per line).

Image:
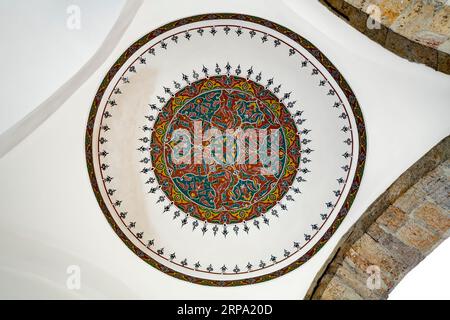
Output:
[{"xmin": 151, "ymin": 75, "xmax": 300, "ymax": 224}]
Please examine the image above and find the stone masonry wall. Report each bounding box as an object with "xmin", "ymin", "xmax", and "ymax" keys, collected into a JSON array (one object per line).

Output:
[
  {"xmin": 320, "ymin": 0, "xmax": 450, "ymax": 74},
  {"xmin": 306, "ymin": 136, "xmax": 450, "ymax": 299}
]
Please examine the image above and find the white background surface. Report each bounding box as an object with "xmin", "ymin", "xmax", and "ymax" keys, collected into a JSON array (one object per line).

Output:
[
  {"xmin": 0, "ymin": 0, "xmax": 124, "ymax": 134},
  {"xmin": 0, "ymin": 0, "xmax": 449, "ymax": 299}
]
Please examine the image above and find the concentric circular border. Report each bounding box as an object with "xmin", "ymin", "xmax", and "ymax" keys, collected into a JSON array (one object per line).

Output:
[{"xmin": 85, "ymin": 13, "xmax": 367, "ymax": 286}]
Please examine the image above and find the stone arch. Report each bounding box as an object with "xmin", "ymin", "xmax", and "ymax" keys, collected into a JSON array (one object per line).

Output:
[
  {"xmin": 319, "ymin": 0, "xmax": 450, "ymax": 75},
  {"xmin": 305, "ymin": 136, "xmax": 449, "ymax": 299}
]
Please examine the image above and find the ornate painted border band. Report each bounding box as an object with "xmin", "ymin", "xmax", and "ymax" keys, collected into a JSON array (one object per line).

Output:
[{"xmin": 85, "ymin": 13, "xmax": 367, "ymax": 286}]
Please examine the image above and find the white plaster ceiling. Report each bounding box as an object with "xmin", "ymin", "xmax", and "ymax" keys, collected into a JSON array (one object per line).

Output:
[{"xmin": 0, "ymin": 0, "xmax": 449, "ymax": 299}]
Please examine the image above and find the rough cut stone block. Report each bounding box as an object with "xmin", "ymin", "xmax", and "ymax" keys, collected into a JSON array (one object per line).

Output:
[
  {"xmin": 346, "ymin": 234, "xmax": 407, "ymax": 289},
  {"xmin": 337, "ymin": 258, "xmax": 388, "ymax": 299},
  {"xmin": 377, "ymin": 0, "xmax": 414, "ymax": 27},
  {"xmin": 376, "ymin": 205, "xmax": 408, "ymax": 233},
  {"xmin": 390, "ymin": 1, "xmax": 436, "ymax": 38},
  {"xmin": 414, "ymin": 202, "xmax": 450, "ymax": 234},
  {"xmin": 429, "ymin": 5, "xmax": 450, "ymax": 46},
  {"xmin": 367, "ymin": 223, "xmax": 424, "ymax": 268},
  {"xmin": 319, "ymin": 0, "xmax": 450, "ymax": 75},
  {"xmin": 394, "ymin": 186, "xmax": 427, "ymax": 214},
  {"xmin": 321, "ymin": 0, "xmax": 345, "ymax": 11},
  {"xmin": 396, "ymin": 220, "xmax": 440, "ymax": 253},
  {"xmin": 385, "ymin": 30, "xmax": 438, "ymax": 69},
  {"xmin": 438, "ymin": 49, "xmax": 450, "ymax": 73},
  {"xmin": 320, "ymin": 276, "xmax": 363, "ymax": 300}
]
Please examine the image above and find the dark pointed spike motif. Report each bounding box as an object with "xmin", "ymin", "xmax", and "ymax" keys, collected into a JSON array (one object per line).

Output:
[
  {"xmin": 181, "ymin": 216, "xmax": 188, "ymax": 227},
  {"xmin": 271, "ymin": 209, "xmax": 279, "ymax": 218},
  {"xmin": 274, "ymin": 84, "xmax": 281, "ymax": 94},
  {"xmin": 201, "ymin": 223, "xmax": 208, "ymax": 235},
  {"xmin": 202, "ymin": 65, "xmax": 209, "ymax": 77},
  {"xmin": 225, "ymin": 62, "xmax": 231, "ymax": 74},
  {"xmin": 222, "ymin": 225, "xmax": 228, "ymax": 238},
  {"xmin": 192, "ymin": 70, "xmax": 199, "ymax": 80},
  {"xmin": 246, "ymin": 66, "xmax": 253, "ymax": 79},
  {"xmin": 215, "ymin": 63, "xmax": 221, "ymax": 75},
  {"xmin": 163, "ymin": 86, "xmax": 173, "ymax": 96},
  {"xmin": 255, "ymin": 72, "xmax": 262, "ymax": 82},
  {"xmin": 235, "ymin": 64, "xmax": 241, "ymax": 75},
  {"xmin": 182, "ymin": 73, "xmax": 190, "ymax": 84},
  {"xmin": 163, "ymin": 203, "xmax": 172, "ymax": 213},
  {"xmin": 119, "ymin": 211, "xmax": 127, "ymax": 219}
]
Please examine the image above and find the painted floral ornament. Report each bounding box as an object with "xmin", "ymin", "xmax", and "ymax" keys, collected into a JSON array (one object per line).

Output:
[{"xmin": 86, "ymin": 14, "xmax": 366, "ymax": 286}]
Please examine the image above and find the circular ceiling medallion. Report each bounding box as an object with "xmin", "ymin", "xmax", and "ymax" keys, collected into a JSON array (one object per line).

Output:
[{"xmin": 86, "ymin": 13, "xmax": 366, "ymax": 286}]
